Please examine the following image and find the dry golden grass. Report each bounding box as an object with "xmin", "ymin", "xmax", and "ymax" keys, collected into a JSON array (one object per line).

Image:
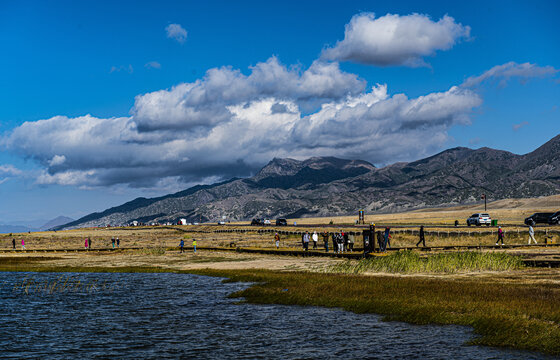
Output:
[
  {"xmin": 285, "ymin": 194, "xmax": 560, "ymax": 225},
  {"xmin": 1, "ymin": 222, "xmax": 559, "ymax": 252},
  {"xmin": 0, "ymin": 194, "xmax": 558, "ymax": 252}
]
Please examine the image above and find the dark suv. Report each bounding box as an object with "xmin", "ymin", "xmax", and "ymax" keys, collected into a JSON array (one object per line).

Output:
[
  {"xmin": 251, "ymin": 218, "xmax": 264, "ymax": 226},
  {"xmin": 524, "ymin": 212, "xmax": 554, "ymax": 226},
  {"xmin": 548, "ymin": 211, "xmax": 560, "ymax": 225},
  {"xmin": 276, "ymin": 218, "xmax": 288, "ymax": 226}
]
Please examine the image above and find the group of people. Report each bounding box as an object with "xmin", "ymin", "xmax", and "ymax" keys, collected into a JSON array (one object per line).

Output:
[
  {"xmin": 111, "ymin": 237, "xmax": 120, "ymax": 249},
  {"xmin": 330, "ymin": 230, "xmax": 355, "ymax": 253},
  {"xmin": 11, "ymin": 238, "xmax": 25, "ymax": 250},
  {"xmin": 501, "ymin": 224, "xmax": 539, "ymax": 245},
  {"xmin": 275, "ymin": 224, "xmax": 543, "ymax": 253},
  {"xmin": 179, "ymin": 238, "xmax": 197, "ymax": 253},
  {"xmin": 295, "ymin": 230, "xmax": 356, "ymax": 253},
  {"xmin": 83, "ymin": 237, "xmax": 120, "ymax": 249}
]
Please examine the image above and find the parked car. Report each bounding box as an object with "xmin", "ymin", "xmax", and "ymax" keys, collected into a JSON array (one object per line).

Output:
[
  {"xmin": 276, "ymin": 218, "xmax": 288, "ymax": 226},
  {"xmin": 217, "ymin": 221, "xmax": 226, "ymax": 225},
  {"xmin": 548, "ymin": 211, "xmax": 560, "ymax": 225},
  {"xmin": 251, "ymin": 218, "xmax": 264, "ymax": 226},
  {"xmin": 263, "ymin": 219, "xmax": 271, "ymax": 225},
  {"xmin": 524, "ymin": 212, "xmax": 554, "ymax": 226},
  {"xmin": 467, "ymin": 213, "xmax": 491, "ymax": 226}
]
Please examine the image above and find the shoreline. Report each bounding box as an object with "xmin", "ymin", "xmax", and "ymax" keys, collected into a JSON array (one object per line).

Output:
[{"xmin": 1, "ymin": 251, "xmax": 559, "ymax": 356}]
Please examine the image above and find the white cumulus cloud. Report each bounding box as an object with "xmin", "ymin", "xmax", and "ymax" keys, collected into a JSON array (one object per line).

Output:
[
  {"xmin": 49, "ymin": 155, "xmax": 66, "ymax": 166},
  {"xmin": 2, "ymin": 79, "xmax": 482, "ymax": 188},
  {"xmin": 322, "ymin": 13, "xmax": 470, "ymax": 67},
  {"xmin": 131, "ymin": 57, "xmax": 365, "ymax": 132}
]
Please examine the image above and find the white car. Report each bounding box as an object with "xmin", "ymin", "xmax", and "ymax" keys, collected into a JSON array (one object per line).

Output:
[
  {"xmin": 467, "ymin": 213, "xmax": 491, "ymax": 226},
  {"xmin": 263, "ymin": 219, "xmax": 271, "ymax": 225}
]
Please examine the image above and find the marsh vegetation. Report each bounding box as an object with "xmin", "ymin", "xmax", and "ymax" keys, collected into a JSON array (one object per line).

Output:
[{"xmin": 329, "ymin": 251, "xmax": 526, "ymax": 274}]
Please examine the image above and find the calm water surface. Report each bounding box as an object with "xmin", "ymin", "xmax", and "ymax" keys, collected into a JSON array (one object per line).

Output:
[{"xmin": 0, "ymin": 272, "xmax": 552, "ymax": 359}]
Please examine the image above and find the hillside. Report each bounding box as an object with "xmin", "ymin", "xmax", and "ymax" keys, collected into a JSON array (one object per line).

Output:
[{"xmin": 58, "ymin": 135, "xmax": 560, "ymax": 229}]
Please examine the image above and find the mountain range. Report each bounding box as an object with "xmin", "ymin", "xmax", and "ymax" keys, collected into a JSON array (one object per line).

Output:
[
  {"xmin": 0, "ymin": 216, "xmax": 74, "ymax": 234},
  {"xmin": 58, "ymin": 134, "xmax": 560, "ymax": 229}
]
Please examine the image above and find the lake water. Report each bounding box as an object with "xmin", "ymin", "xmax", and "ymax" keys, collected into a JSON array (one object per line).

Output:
[{"xmin": 0, "ymin": 272, "xmax": 551, "ymax": 359}]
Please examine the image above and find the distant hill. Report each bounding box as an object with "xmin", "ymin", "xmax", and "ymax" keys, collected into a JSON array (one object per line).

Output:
[
  {"xmin": 58, "ymin": 135, "xmax": 560, "ymax": 229},
  {"xmin": 0, "ymin": 225, "xmax": 35, "ymax": 234},
  {"xmin": 39, "ymin": 216, "xmax": 74, "ymax": 231}
]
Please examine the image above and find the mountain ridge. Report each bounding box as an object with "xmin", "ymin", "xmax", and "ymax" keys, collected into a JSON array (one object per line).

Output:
[{"xmin": 58, "ymin": 135, "xmax": 560, "ymax": 229}]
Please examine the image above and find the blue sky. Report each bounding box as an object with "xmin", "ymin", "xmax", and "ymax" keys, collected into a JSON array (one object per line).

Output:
[{"xmin": 0, "ymin": 0, "xmax": 558, "ymax": 225}]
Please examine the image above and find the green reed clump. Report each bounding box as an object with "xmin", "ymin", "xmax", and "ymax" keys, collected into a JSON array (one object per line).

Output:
[{"xmin": 329, "ymin": 251, "xmax": 525, "ymax": 274}]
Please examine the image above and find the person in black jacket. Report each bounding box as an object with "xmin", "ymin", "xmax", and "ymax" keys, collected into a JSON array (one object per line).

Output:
[
  {"xmin": 332, "ymin": 233, "xmax": 338, "ymax": 253},
  {"xmin": 416, "ymin": 226, "xmax": 426, "ymax": 247},
  {"xmin": 322, "ymin": 231, "xmax": 329, "ymax": 252},
  {"xmin": 377, "ymin": 231, "xmax": 385, "ymax": 252}
]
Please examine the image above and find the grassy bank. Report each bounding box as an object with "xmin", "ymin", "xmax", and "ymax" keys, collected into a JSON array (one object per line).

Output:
[
  {"xmin": 330, "ymin": 251, "xmax": 525, "ymax": 274},
  {"xmin": 1, "ymin": 258, "xmax": 558, "ymax": 355},
  {"xmin": 192, "ymin": 268, "xmax": 560, "ymax": 356}
]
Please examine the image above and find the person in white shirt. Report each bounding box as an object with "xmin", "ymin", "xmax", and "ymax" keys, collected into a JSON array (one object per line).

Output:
[
  {"xmin": 528, "ymin": 225, "xmax": 537, "ymax": 244},
  {"xmin": 312, "ymin": 231, "xmax": 318, "ymax": 249}
]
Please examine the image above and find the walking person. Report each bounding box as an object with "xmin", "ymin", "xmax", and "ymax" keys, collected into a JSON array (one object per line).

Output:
[
  {"xmin": 89, "ymin": 237, "xmax": 92, "ymax": 249},
  {"xmin": 528, "ymin": 225, "xmax": 537, "ymax": 244},
  {"xmin": 12, "ymin": 238, "xmax": 15, "ymax": 250},
  {"xmin": 116, "ymin": 237, "xmax": 120, "ymax": 248},
  {"xmin": 303, "ymin": 231, "xmax": 310, "ymax": 251},
  {"xmin": 496, "ymin": 226, "xmax": 505, "ymax": 246},
  {"xmin": 84, "ymin": 237, "xmax": 88, "ymax": 250},
  {"xmin": 416, "ymin": 226, "xmax": 426, "ymax": 247},
  {"xmin": 21, "ymin": 238, "xmax": 26, "ymax": 250},
  {"xmin": 384, "ymin": 227, "xmax": 391, "ymax": 250},
  {"xmin": 377, "ymin": 231, "xmax": 384, "ymax": 252},
  {"xmin": 312, "ymin": 231, "xmax": 318, "ymax": 250},
  {"xmin": 347, "ymin": 233, "xmax": 354, "ymax": 251},
  {"xmin": 111, "ymin": 237, "xmax": 115, "ymax": 249},
  {"xmin": 192, "ymin": 238, "xmax": 197, "ymax": 253},
  {"xmin": 274, "ymin": 233, "xmax": 280, "ymax": 249},
  {"xmin": 301, "ymin": 233, "xmax": 305, "ymax": 250},
  {"xmin": 337, "ymin": 231, "xmax": 344, "ymax": 253},
  {"xmin": 322, "ymin": 231, "xmax": 329, "ymax": 252},
  {"xmin": 179, "ymin": 239, "xmax": 184, "ymax": 253},
  {"xmin": 332, "ymin": 233, "xmax": 338, "ymax": 253},
  {"xmin": 338, "ymin": 230, "xmax": 345, "ymax": 253}
]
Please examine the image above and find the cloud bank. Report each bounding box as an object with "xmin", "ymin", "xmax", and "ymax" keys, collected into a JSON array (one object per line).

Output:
[
  {"xmin": 322, "ymin": 13, "xmax": 470, "ymax": 66},
  {"xmin": 3, "ymin": 57, "xmax": 483, "ymax": 188}
]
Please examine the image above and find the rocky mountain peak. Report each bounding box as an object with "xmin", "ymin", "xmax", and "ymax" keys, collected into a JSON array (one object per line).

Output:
[{"xmin": 252, "ymin": 158, "xmax": 304, "ymax": 181}]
